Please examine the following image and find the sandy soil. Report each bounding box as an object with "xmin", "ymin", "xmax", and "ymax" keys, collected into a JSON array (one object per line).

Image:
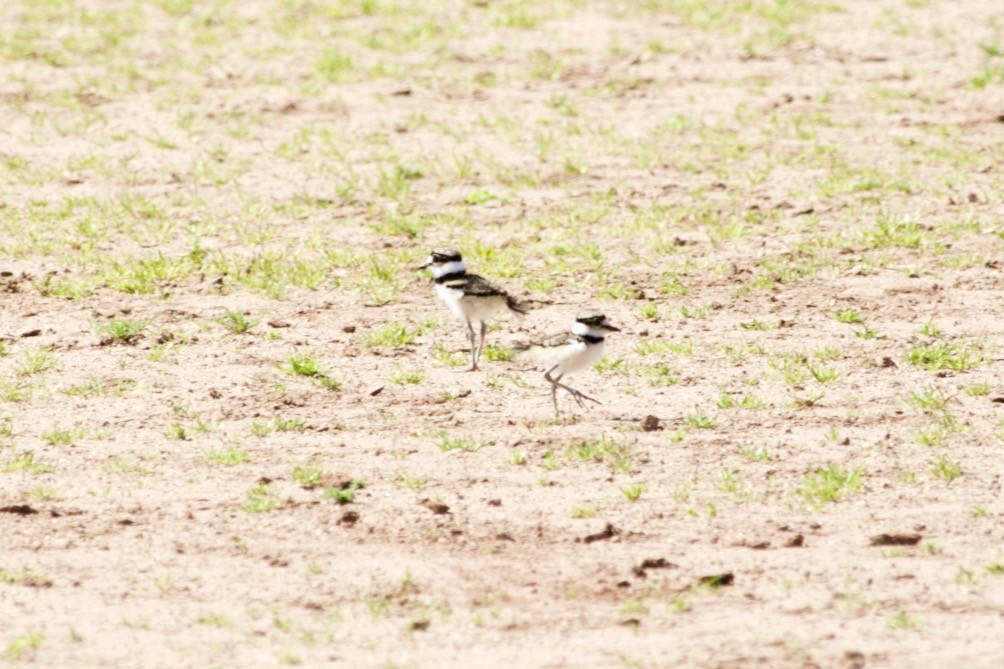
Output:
[{"xmin": 1, "ymin": 0, "xmax": 1003, "ymax": 667}]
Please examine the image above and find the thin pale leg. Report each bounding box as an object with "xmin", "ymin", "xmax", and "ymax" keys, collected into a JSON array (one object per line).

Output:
[
  {"xmin": 460, "ymin": 320, "xmax": 478, "ymax": 372},
  {"xmin": 552, "ymin": 372, "xmax": 601, "ymax": 410},
  {"xmin": 565, "ymin": 384, "xmax": 601, "ymax": 409},
  {"xmin": 475, "ymin": 321, "xmax": 488, "ymax": 368},
  {"xmin": 544, "ymin": 366, "xmax": 561, "ymax": 417}
]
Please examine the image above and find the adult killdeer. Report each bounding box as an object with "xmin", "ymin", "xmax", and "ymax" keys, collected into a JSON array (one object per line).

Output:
[
  {"xmin": 417, "ymin": 248, "xmax": 527, "ymax": 371},
  {"xmin": 516, "ymin": 310, "xmax": 620, "ymax": 417}
]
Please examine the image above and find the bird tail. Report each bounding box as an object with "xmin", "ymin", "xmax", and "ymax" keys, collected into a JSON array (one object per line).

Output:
[
  {"xmin": 506, "ymin": 295, "xmax": 528, "ymax": 316},
  {"xmin": 512, "ymin": 340, "xmax": 543, "ymax": 364}
]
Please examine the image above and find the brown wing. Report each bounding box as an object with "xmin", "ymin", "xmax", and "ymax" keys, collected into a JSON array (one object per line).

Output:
[
  {"xmin": 514, "ymin": 331, "xmax": 569, "ymax": 355},
  {"xmin": 442, "ymin": 274, "xmax": 527, "ymax": 314},
  {"xmin": 534, "ymin": 331, "xmax": 574, "ymax": 348},
  {"xmin": 441, "ymin": 273, "xmax": 508, "ymax": 297}
]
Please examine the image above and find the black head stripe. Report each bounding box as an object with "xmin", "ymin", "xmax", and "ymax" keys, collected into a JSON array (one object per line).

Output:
[
  {"xmin": 576, "ymin": 311, "xmax": 607, "ymax": 327},
  {"xmin": 431, "ymin": 247, "xmax": 462, "ymax": 263}
]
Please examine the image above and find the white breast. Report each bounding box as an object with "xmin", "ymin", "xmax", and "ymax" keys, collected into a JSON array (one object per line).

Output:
[
  {"xmin": 551, "ymin": 339, "xmax": 605, "ymax": 376},
  {"xmin": 435, "ymin": 283, "xmax": 467, "ymax": 320},
  {"xmin": 434, "ymin": 283, "xmax": 506, "ymax": 323}
]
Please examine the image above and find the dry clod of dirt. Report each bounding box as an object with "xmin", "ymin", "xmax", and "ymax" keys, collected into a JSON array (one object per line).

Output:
[
  {"xmin": 323, "ymin": 473, "xmax": 362, "ymax": 490},
  {"xmin": 420, "ymin": 499, "xmax": 451, "ymax": 515},
  {"xmin": 1, "ymin": 504, "xmax": 38, "ymax": 515},
  {"xmin": 870, "ymin": 533, "xmax": 923, "ymax": 547},
  {"xmin": 632, "ymin": 558, "xmax": 676, "ymax": 578},
  {"xmin": 580, "ymin": 523, "xmax": 620, "ymax": 544},
  {"xmin": 698, "ymin": 572, "xmax": 735, "ymax": 588}
]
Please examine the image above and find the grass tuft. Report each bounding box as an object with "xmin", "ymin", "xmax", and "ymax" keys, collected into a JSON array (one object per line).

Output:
[
  {"xmin": 283, "ymin": 348, "xmax": 341, "ymax": 389},
  {"xmin": 97, "ymin": 320, "xmax": 147, "ymax": 344},
  {"xmin": 566, "ymin": 436, "xmax": 632, "ymax": 472},
  {"xmin": 797, "ymin": 466, "xmax": 865, "ymax": 508},
  {"xmin": 242, "ymin": 483, "xmax": 279, "ymax": 513},
  {"xmin": 908, "ymin": 342, "xmax": 983, "ymax": 371},
  {"xmin": 365, "ymin": 323, "xmax": 417, "ymax": 348},
  {"xmin": 217, "ymin": 310, "xmax": 259, "ymax": 334}
]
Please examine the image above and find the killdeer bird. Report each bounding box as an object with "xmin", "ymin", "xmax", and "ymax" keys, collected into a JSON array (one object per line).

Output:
[
  {"xmin": 417, "ymin": 247, "xmax": 527, "ymax": 371},
  {"xmin": 516, "ymin": 310, "xmax": 620, "ymax": 417}
]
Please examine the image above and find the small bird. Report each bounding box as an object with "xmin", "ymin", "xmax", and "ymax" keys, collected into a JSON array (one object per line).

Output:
[
  {"xmin": 417, "ymin": 247, "xmax": 526, "ymax": 371},
  {"xmin": 516, "ymin": 310, "xmax": 620, "ymax": 417}
]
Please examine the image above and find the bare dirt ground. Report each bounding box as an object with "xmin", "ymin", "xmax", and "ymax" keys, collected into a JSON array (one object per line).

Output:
[{"xmin": 1, "ymin": 0, "xmax": 1003, "ymax": 666}]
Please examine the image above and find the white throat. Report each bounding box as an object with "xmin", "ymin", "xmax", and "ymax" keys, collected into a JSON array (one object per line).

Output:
[
  {"xmin": 432, "ymin": 260, "xmax": 466, "ymax": 278},
  {"xmin": 571, "ymin": 321, "xmax": 604, "ymax": 338}
]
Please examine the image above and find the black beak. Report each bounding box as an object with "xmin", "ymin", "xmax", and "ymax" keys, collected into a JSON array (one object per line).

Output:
[
  {"xmin": 603, "ymin": 323, "xmax": 621, "ymax": 332},
  {"xmin": 416, "ymin": 262, "xmax": 431, "ymax": 271}
]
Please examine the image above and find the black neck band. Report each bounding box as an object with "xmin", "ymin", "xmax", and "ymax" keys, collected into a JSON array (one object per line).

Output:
[{"xmin": 434, "ymin": 270, "xmax": 466, "ymax": 284}]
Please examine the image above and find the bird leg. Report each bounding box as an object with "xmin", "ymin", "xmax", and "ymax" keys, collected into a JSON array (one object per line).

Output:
[
  {"xmin": 461, "ymin": 320, "xmax": 478, "ymax": 371},
  {"xmin": 545, "ymin": 366, "xmax": 561, "ymax": 418},
  {"xmin": 545, "ymin": 367, "xmax": 601, "ymax": 412},
  {"xmin": 475, "ymin": 321, "xmax": 488, "ymax": 368},
  {"xmin": 572, "ymin": 387, "xmax": 602, "ymax": 408}
]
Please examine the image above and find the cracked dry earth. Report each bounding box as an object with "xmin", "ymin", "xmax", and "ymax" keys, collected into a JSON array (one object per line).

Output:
[{"xmin": 1, "ymin": 0, "xmax": 1003, "ymax": 667}]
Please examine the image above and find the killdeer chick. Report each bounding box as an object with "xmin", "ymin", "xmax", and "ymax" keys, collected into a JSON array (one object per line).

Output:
[
  {"xmin": 417, "ymin": 247, "xmax": 527, "ymax": 371},
  {"xmin": 516, "ymin": 310, "xmax": 620, "ymax": 417}
]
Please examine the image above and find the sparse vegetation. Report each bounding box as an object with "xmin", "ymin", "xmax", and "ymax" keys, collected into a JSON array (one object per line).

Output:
[
  {"xmin": 717, "ymin": 392, "xmax": 766, "ymax": 410},
  {"xmin": 242, "ymin": 483, "xmax": 280, "ymax": 513},
  {"xmin": 739, "ymin": 445, "xmax": 773, "ymax": 462},
  {"xmin": 205, "ymin": 448, "xmax": 251, "ymax": 466},
  {"xmin": 964, "ymin": 383, "xmax": 989, "ymax": 397},
  {"xmin": 620, "ymin": 483, "xmax": 647, "ymax": 501},
  {"xmin": 931, "ymin": 455, "xmax": 962, "ymax": 483},
  {"xmin": 388, "ymin": 368, "xmax": 425, "ymax": 384},
  {"xmin": 14, "ymin": 349, "xmax": 57, "ymax": 376},
  {"xmin": 324, "ymin": 479, "xmax": 364, "ymax": 504},
  {"xmin": 834, "ymin": 308, "xmax": 863, "ymax": 324},
  {"xmin": 565, "ymin": 436, "xmax": 633, "ymax": 472},
  {"xmin": 685, "ymin": 411, "xmax": 716, "ymax": 430},
  {"xmin": 798, "ymin": 466, "xmax": 865, "ymax": 508},
  {"xmin": 0, "ymin": 0, "xmax": 999, "ymax": 664},
  {"xmin": 283, "ymin": 348, "xmax": 342, "ymax": 389},
  {"xmin": 97, "ymin": 320, "xmax": 147, "ymax": 344},
  {"xmin": 2, "ymin": 630, "xmax": 43, "ymax": 661},
  {"xmin": 40, "ymin": 427, "xmax": 88, "ymax": 446},
  {"xmin": 908, "ymin": 342, "xmax": 983, "ymax": 372},
  {"xmin": 436, "ymin": 433, "xmax": 484, "ymax": 453},
  {"xmin": 292, "ymin": 461, "xmax": 325, "ymax": 488},
  {"xmin": 364, "ymin": 323, "xmax": 417, "ymax": 348},
  {"xmin": 251, "ymin": 416, "xmax": 308, "ymax": 436},
  {"xmin": 3, "ymin": 451, "xmax": 53, "ymax": 475},
  {"xmin": 217, "ymin": 310, "xmax": 260, "ymax": 334}
]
